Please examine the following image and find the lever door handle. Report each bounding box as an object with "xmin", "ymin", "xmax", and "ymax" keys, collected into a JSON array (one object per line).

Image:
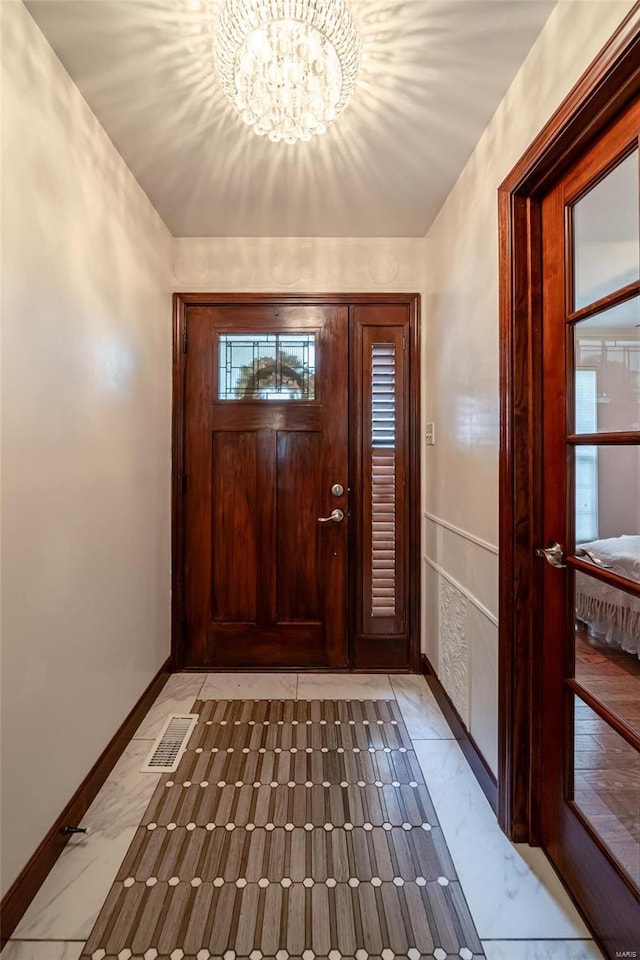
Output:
[
  {"xmin": 318, "ymin": 508, "xmax": 345, "ymax": 523},
  {"xmin": 535, "ymin": 542, "xmax": 566, "ymax": 568},
  {"xmin": 576, "ymin": 547, "xmax": 612, "ymax": 569}
]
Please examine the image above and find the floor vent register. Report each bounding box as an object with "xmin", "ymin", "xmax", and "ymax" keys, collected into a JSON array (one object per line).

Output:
[{"xmin": 140, "ymin": 713, "xmax": 198, "ymax": 773}]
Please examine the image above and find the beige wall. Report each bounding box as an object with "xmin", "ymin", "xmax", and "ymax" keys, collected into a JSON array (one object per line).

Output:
[
  {"xmin": 421, "ymin": 0, "xmax": 635, "ymax": 776},
  {"xmin": 0, "ymin": 1, "xmax": 173, "ymax": 895},
  {"xmin": 599, "ymin": 447, "xmax": 640, "ymax": 539},
  {"xmin": 171, "ymin": 237, "xmax": 426, "ymax": 294}
]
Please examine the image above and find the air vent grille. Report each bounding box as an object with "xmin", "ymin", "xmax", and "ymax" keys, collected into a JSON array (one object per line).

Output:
[
  {"xmin": 141, "ymin": 714, "xmax": 198, "ymax": 773},
  {"xmin": 371, "ymin": 342, "xmax": 396, "ymax": 618}
]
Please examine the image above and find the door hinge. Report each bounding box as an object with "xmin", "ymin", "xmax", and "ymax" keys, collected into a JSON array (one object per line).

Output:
[
  {"xmin": 182, "ymin": 323, "xmax": 188, "ymax": 354},
  {"xmin": 402, "ymin": 335, "xmax": 407, "ymax": 350}
]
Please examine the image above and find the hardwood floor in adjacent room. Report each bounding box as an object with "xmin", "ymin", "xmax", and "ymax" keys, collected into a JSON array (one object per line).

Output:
[
  {"xmin": 576, "ymin": 627, "xmax": 640, "ymax": 734},
  {"xmin": 574, "ymin": 628, "xmax": 640, "ymax": 886}
]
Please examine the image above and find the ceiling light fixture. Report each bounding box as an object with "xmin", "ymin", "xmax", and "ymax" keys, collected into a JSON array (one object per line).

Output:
[{"xmin": 214, "ymin": 0, "xmax": 361, "ymax": 143}]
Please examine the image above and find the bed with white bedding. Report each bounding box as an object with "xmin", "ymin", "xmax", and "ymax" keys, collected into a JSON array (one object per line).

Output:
[{"xmin": 575, "ymin": 535, "xmax": 640, "ymax": 657}]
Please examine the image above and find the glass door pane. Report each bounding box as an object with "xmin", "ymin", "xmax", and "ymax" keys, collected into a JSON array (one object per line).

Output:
[
  {"xmin": 218, "ymin": 333, "xmax": 316, "ymax": 400},
  {"xmin": 573, "ymin": 149, "xmax": 640, "ymax": 310},
  {"xmin": 573, "ymin": 694, "xmax": 640, "ymax": 887},
  {"xmin": 575, "ymin": 591, "xmax": 640, "ymax": 735},
  {"xmin": 574, "ymin": 297, "xmax": 640, "ymax": 435},
  {"xmin": 573, "ymin": 445, "xmax": 640, "ymax": 567}
]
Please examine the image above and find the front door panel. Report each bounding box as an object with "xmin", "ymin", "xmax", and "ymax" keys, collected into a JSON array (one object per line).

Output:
[{"xmin": 184, "ymin": 304, "xmax": 349, "ymax": 669}]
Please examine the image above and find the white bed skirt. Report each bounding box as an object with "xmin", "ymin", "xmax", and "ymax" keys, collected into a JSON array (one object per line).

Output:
[
  {"xmin": 576, "ymin": 589, "xmax": 640, "ymax": 657},
  {"xmin": 575, "ymin": 535, "xmax": 640, "ymax": 658}
]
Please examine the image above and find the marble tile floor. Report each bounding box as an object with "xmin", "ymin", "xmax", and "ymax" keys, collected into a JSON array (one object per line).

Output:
[{"xmin": 3, "ymin": 673, "xmax": 605, "ymax": 960}]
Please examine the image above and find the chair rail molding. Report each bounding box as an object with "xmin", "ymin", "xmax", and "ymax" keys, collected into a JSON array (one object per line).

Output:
[{"xmin": 423, "ymin": 511, "xmax": 499, "ymax": 555}]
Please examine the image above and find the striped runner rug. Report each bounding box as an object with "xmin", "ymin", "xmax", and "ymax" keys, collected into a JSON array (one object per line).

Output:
[{"xmin": 81, "ymin": 698, "xmax": 484, "ymax": 960}]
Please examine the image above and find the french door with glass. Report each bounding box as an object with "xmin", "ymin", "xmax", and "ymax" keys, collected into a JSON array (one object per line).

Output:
[{"xmin": 539, "ymin": 97, "xmax": 639, "ymax": 953}]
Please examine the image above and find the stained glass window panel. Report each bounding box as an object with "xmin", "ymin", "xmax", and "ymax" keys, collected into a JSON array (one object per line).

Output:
[{"xmin": 218, "ymin": 334, "xmax": 316, "ymax": 400}]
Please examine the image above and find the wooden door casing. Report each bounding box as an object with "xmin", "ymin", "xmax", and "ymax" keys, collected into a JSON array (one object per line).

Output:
[{"xmin": 173, "ymin": 293, "xmax": 421, "ymax": 674}]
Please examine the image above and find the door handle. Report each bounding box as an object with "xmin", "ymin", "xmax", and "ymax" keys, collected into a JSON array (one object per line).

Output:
[
  {"xmin": 318, "ymin": 508, "xmax": 345, "ymax": 523},
  {"xmin": 535, "ymin": 542, "xmax": 566, "ymax": 568},
  {"xmin": 575, "ymin": 547, "xmax": 612, "ymax": 569}
]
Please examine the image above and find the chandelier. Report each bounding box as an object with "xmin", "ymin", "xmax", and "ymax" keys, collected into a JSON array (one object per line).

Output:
[{"xmin": 214, "ymin": 0, "xmax": 361, "ymax": 143}]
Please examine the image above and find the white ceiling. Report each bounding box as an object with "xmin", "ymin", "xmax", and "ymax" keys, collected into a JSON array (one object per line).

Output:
[{"xmin": 25, "ymin": 0, "xmax": 555, "ymax": 237}]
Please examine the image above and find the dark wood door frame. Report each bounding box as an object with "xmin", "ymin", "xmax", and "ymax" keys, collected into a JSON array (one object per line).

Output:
[
  {"xmin": 172, "ymin": 292, "xmax": 421, "ymax": 673},
  {"xmin": 498, "ymin": 4, "xmax": 640, "ymax": 844}
]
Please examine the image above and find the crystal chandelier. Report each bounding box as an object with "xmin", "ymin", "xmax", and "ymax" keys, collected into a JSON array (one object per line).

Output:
[{"xmin": 214, "ymin": 0, "xmax": 361, "ymax": 143}]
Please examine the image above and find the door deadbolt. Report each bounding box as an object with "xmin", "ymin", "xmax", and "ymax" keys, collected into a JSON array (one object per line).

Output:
[{"xmin": 331, "ymin": 483, "xmax": 344, "ymax": 497}]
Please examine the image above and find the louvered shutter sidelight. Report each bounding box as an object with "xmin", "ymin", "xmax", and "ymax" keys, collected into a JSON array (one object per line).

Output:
[{"xmin": 371, "ymin": 343, "xmax": 397, "ymax": 617}]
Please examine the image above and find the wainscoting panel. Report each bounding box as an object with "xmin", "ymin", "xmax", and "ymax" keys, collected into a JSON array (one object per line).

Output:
[
  {"xmin": 439, "ymin": 579, "xmax": 470, "ymax": 727},
  {"xmin": 468, "ymin": 606, "xmax": 499, "ymax": 777},
  {"xmin": 423, "ymin": 512, "xmax": 499, "ymax": 778},
  {"xmin": 422, "ymin": 557, "xmax": 441, "ymax": 676}
]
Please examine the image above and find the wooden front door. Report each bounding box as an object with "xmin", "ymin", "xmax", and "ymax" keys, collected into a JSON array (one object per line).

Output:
[
  {"xmin": 183, "ymin": 303, "xmax": 349, "ymax": 669},
  {"xmin": 539, "ymin": 98, "xmax": 639, "ymax": 953}
]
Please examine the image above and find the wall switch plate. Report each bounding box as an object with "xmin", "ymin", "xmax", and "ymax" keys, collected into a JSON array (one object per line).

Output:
[{"xmin": 425, "ymin": 422, "xmax": 435, "ymax": 445}]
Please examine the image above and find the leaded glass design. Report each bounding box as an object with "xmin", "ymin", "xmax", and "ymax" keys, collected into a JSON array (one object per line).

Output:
[{"xmin": 218, "ymin": 333, "xmax": 316, "ymax": 400}]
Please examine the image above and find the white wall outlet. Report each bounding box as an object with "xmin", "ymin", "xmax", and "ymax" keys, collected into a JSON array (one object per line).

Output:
[{"xmin": 425, "ymin": 422, "xmax": 435, "ymax": 445}]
